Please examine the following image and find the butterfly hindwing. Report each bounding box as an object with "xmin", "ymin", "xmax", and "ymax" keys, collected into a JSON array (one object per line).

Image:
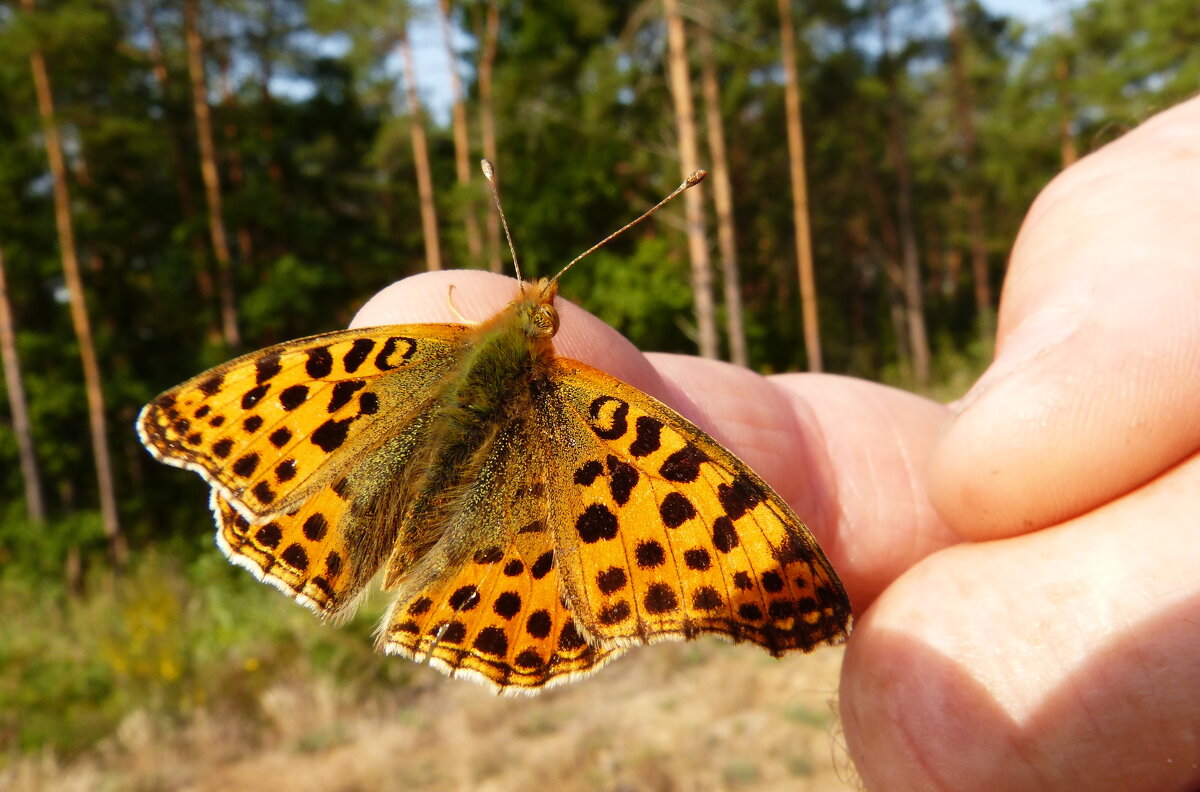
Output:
[
  {"xmin": 138, "ymin": 325, "xmax": 470, "ymax": 518},
  {"xmin": 542, "ymin": 358, "xmax": 852, "ymax": 654},
  {"xmin": 379, "ymin": 421, "xmax": 621, "ymax": 691},
  {"xmin": 213, "ymin": 484, "xmax": 362, "ymax": 615}
]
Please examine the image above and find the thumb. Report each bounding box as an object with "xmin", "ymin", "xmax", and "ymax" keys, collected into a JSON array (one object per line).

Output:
[{"xmin": 928, "ymin": 96, "xmax": 1200, "ymax": 540}]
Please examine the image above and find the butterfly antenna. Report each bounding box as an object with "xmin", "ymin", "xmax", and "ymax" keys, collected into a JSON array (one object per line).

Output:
[
  {"xmin": 550, "ymin": 169, "xmax": 708, "ymax": 285},
  {"xmin": 481, "ymin": 159, "xmax": 522, "ymax": 282}
]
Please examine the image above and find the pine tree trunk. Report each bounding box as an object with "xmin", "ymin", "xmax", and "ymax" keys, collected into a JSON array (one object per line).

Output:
[
  {"xmin": 777, "ymin": 0, "xmax": 822, "ymax": 371},
  {"xmin": 478, "ymin": 0, "xmax": 503, "ymax": 274},
  {"xmin": 850, "ymin": 121, "xmax": 911, "ymax": 374},
  {"xmin": 0, "ymin": 244, "xmax": 47, "ymax": 523},
  {"xmin": 184, "ymin": 0, "xmax": 241, "ymax": 347},
  {"xmin": 1056, "ymin": 55, "xmax": 1077, "ymax": 167},
  {"xmin": 663, "ymin": 0, "xmax": 719, "ymax": 360},
  {"xmin": 24, "ymin": 0, "xmax": 127, "ymax": 565},
  {"xmin": 698, "ymin": 27, "xmax": 748, "ymax": 368},
  {"xmin": 255, "ymin": 3, "xmax": 285, "ymax": 197},
  {"xmin": 946, "ymin": 0, "xmax": 993, "ymax": 331},
  {"xmin": 399, "ymin": 28, "xmax": 443, "ymax": 272},
  {"xmin": 140, "ymin": 0, "xmax": 216, "ymax": 315},
  {"xmin": 219, "ymin": 52, "xmax": 254, "ymax": 266},
  {"xmin": 879, "ymin": 1, "xmax": 930, "ymax": 386},
  {"xmin": 439, "ymin": 0, "xmax": 483, "ymax": 265}
]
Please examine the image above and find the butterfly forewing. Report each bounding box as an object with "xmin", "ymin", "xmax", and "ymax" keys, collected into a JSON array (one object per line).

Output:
[
  {"xmin": 542, "ymin": 359, "xmax": 852, "ymax": 653},
  {"xmin": 138, "ymin": 325, "xmax": 470, "ymax": 519}
]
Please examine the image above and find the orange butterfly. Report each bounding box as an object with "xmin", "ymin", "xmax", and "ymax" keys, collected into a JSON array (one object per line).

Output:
[{"xmin": 137, "ymin": 167, "xmax": 851, "ymax": 692}]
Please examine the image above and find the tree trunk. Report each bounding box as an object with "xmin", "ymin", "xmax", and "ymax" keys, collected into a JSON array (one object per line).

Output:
[
  {"xmin": 879, "ymin": 0, "xmax": 930, "ymax": 386},
  {"xmin": 140, "ymin": 0, "xmax": 216, "ymax": 315},
  {"xmin": 1056, "ymin": 54, "xmax": 1078, "ymax": 167},
  {"xmin": 399, "ymin": 28, "xmax": 443, "ymax": 272},
  {"xmin": 697, "ymin": 27, "xmax": 748, "ymax": 368},
  {"xmin": 478, "ymin": 0, "xmax": 503, "ymax": 274},
  {"xmin": 255, "ymin": 2, "xmax": 286, "ymax": 196},
  {"xmin": 777, "ymin": 0, "xmax": 822, "ymax": 371},
  {"xmin": 218, "ymin": 51, "xmax": 254, "ymax": 266},
  {"xmin": 184, "ymin": 0, "xmax": 241, "ymax": 347},
  {"xmin": 945, "ymin": 0, "xmax": 993, "ymax": 332},
  {"xmin": 0, "ymin": 244, "xmax": 47, "ymax": 523},
  {"xmin": 24, "ymin": 0, "xmax": 127, "ymax": 565},
  {"xmin": 663, "ymin": 0, "xmax": 719, "ymax": 360},
  {"xmin": 439, "ymin": 0, "xmax": 483, "ymax": 266},
  {"xmin": 850, "ymin": 122, "xmax": 911, "ymax": 374}
]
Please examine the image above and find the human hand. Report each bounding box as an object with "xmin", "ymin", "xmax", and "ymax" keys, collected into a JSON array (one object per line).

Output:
[
  {"xmin": 838, "ymin": 95, "xmax": 1200, "ymax": 791},
  {"xmin": 353, "ymin": 95, "xmax": 1200, "ymax": 790}
]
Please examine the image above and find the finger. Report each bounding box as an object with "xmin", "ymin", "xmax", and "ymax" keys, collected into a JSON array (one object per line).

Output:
[
  {"xmin": 841, "ymin": 451, "xmax": 1200, "ymax": 792},
  {"xmin": 759, "ymin": 373, "xmax": 959, "ymax": 610},
  {"xmin": 352, "ymin": 270, "xmax": 670, "ymax": 397},
  {"xmin": 929, "ymin": 96, "xmax": 1200, "ymax": 540}
]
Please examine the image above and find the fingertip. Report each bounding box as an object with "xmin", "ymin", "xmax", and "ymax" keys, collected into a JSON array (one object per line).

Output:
[
  {"xmin": 843, "ymin": 453, "xmax": 1200, "ymax": 792},
  {"xmin": 350, "ymin": 269, "xmax": 665, "ymax": 398},
  {"xmin": 350, "ymin": 270, "xmax": 518, "ymax": 328}
]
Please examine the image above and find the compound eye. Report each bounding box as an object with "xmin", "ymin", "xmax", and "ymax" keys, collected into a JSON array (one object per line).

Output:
[{"xmin": 531, "ymin": 304, "xmax": 559, "ymax": 337}]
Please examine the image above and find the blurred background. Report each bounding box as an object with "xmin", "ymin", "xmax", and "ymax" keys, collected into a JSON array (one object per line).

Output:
[{"xmin": 1, "ymin": 0, "xmax": 1196, "ymax": 788}]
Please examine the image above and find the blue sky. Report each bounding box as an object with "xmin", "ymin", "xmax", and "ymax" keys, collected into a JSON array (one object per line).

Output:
[{"xmin": 281, "ymin": 0, "xmax": 1082, "ymax": 124}]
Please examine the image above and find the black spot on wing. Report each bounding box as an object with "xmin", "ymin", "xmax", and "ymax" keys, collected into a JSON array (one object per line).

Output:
[
  {"xmin": 717, "ymin": 473, "xmax": 765, "ymax": 520},
  {"xmin": 659, "ymin": 445, "xmax": 708, "ymax": 483},
  {"xmin": 241, "ymin": 384, "xmax": 268, "ymax": 409},
  {"xmin": 342, "ymin": 338, "xmax": 374, "ymax": 373},
  {"xmin": 576, "ymin": 504, "xmax": 618, "ymax": 543},
  {"xmin": 629, "ymin": 415, "xmax": 663, "ymax": 457},
  {"xmin": 587, "ymin": 396, "xmax": 629, "ymax": 440},
  {"xmin": 279, "ymin": 384, "xmax": 309, "ymax": 411},
  {"xmin": 328, "ymin": 379, "xmax": 365, "ymax": 413},
  {"xmin": 311, "ymin": 418, "xmax": 352, "ymax": 452},
  {"xmin": 255, "ymin": 352, "xmax": 282, "ymax": 385},
  {"xmin": 198, "ymin": 375, "xmax": 223, "ymax": 396},
  {"xmin": 659, "ymin": 491, "xmax": 697, "ymax": 528},
  {"xmin": 305, "ymin": 346, "xmax": 334, "ymax": 378},
  {"xmin": 606, "ymin": 456, "xmax": 639, "ymax": 506},
  {"xmin": 303, "ymin": 513, "xmax": 328, "ymax": 541}
]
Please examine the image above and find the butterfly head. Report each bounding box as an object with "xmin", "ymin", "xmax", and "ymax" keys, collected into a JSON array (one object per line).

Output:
[{"xmin": 512, "ymin": 277, "xmax": 560, "ymax": 340}]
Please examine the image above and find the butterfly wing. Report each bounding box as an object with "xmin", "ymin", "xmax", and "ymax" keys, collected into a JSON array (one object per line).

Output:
[
  {"xmin": 541, "ymin": 358, "xmax": 852, "ymax": 654},
  {"xmin": 378, "ymin": 419, "xmax": 621, "ymax": 692},
  {"xmin": 139, "ymin": 324, "xmax": 471, "ymax": 616},
  {"xmin": 138, "ymin": 325, "xmax": 469, "ymax": 519}
]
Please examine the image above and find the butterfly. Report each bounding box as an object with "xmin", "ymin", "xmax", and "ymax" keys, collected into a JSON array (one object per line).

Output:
[{"xmin": 137, "ymin": 167, "xmax": 852, "ymax": 693}]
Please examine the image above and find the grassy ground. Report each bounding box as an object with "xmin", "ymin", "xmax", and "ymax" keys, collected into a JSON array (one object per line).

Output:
[{"xmin": 1, "ymin": 544, "xmax": 858, "ymax": 792}]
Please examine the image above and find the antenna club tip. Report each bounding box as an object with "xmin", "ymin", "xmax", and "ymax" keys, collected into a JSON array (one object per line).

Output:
[
  {"xmin": 481, "ymin": 159, "xmax": 495, "ymax": 181},
  {"xmin": 685, "ymin": 169, "xmax": 708, "ymax": 187}
]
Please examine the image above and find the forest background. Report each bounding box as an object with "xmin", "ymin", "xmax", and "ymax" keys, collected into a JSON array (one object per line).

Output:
[{"xmin": 1, "ymin": 0, "xmax": 1197, "ymax": 788}]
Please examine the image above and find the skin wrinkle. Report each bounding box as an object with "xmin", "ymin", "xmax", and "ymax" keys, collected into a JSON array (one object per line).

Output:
[
  {"xmin": 865, "ymin": 384, "xmax": 926, "ymax": 562},
  {"xmin": 775, "ymin": 382, "xmax": 841, "ymax": 556}
]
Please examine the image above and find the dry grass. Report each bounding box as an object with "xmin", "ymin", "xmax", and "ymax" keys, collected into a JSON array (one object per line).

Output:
[{"xmin": 5, "ymin": 637, "xmax": 857, "ymax": 792}]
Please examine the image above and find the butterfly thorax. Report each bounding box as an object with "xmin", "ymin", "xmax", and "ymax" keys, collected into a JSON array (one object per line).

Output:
[{"xmin": 374, "ymin": 281, "xmax": 563, "ymax": 590}]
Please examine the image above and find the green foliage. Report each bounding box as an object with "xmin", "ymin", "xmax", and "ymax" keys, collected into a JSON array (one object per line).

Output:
[
  {"xmin": 0, "ymin": 533, "xmax": 407, "ymax": 757},
  {"xmin": 567, "ymin": 237, "xmax": 694, "ymax": 353}
]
